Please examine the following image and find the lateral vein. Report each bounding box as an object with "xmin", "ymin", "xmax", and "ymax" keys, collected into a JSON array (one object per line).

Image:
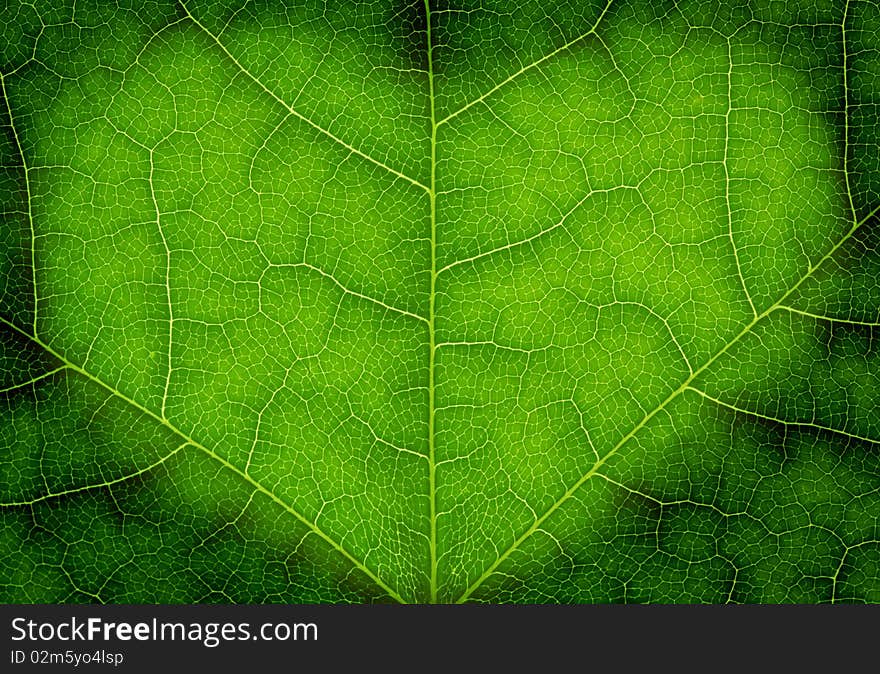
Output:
[
  {"xmin": 437, "ymin": 0, "xmax": 616, "ymax": 127},
  {"xmin": 687, "ymin": 386, "xmax": 880, "ymax": 446},
  {"xmin": 1, "ymin": 72, "xmax": 39, "ymax": 335},
  {"xmin": 178, "ymin": 1, "xmax": 431, "ymax": 194},
  {"xmin": 1, "ymin": 441, "xmax": 189, "ymax": 507},
  {"xmin": 0, "ymin": 314, "xmax": 405, "ymax": 604},
  {"xmin": 455, "ymin": 197, "xmax": 880, "ymax": 602}
]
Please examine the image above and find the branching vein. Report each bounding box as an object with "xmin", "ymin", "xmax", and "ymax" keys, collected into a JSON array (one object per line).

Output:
[
  {"xmin": 456, "ymin": 199, "xmax": 880, "ymax": 603},
  {"xmin": 178, "ymin": 1, "xmax": 430, "ymax": 194},
  {"xmin": 0, "ymin": 314, "xmax": 405, "ymax": 604}
]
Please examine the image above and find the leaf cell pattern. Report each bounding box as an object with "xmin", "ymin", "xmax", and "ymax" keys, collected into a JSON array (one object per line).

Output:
[{"xmin": 1, "ymin": 0, "xmax": 879, "ymax": 603}]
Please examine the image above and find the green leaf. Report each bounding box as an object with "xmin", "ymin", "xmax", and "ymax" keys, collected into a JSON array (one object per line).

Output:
[{"xmin": 2, "ymin": 0, "xmax": 879, "ymax": 604}]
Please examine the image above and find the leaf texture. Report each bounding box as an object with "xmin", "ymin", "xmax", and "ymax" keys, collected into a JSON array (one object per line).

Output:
[{"xmin": 1, "ymin": 0, "xmax": 879, "ymax": 603}]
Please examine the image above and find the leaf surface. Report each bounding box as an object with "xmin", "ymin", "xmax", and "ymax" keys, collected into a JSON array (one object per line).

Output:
[{"xmin": 1, "ymin": 0, "xmax": 879, "ymax": 603}]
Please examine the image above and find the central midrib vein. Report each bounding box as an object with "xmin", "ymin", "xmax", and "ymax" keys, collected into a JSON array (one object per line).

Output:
[{"xmin": 424, "ymin": 0, "xmax": 440, "ymax": 605}]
